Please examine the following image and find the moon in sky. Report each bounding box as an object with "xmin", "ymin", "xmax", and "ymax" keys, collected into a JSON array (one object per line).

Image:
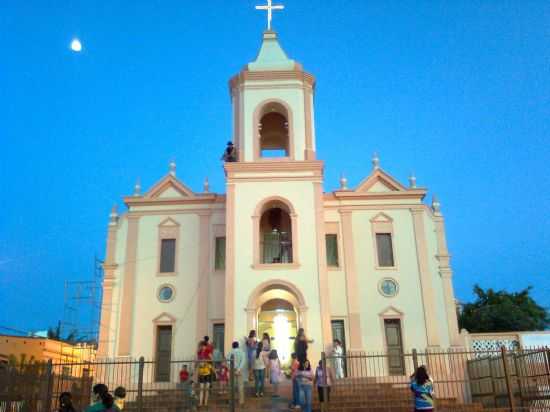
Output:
[{"xmin": 70, "ymin": 38, "xmax": 82, "ymax": 52}]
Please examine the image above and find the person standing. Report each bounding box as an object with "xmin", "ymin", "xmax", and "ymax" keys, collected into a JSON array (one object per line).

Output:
[
  {"xmin": 261, "ymin": 333, "xmax": 271, "ymax": 379},
  {"xmin": 253, "ymin": 342, "xmax": 267, "ymax": 397},
  {"xmin": 332, "ymin": 339, "xmax": 345, "ymax": 379},
  {"xmin": 246, "ymin": 330, "xmax": 258, "ymax": 380},
  {"xmin": 295, "ymin": 360, "xmax": 314, "ymax": 412},
  {"xmin": 314, "ymin": 360, "xmax": 335, "ymax": 409},
  {"xmin": 294, "ymin": 328, "xmax": 313, "ymax": 364},
  {"xmin": 197, "ymin": 361, "xmax": 214, "ymax": 407},
  {"xmin": 217, "ymin": 361, "xmax": 229, "ymax": 395},
  {"xmin": 268, "ymin": 350, "xmax": 282, "ymax": 398},
  {"xmin": 410, "ymin": 366, "xmax": 435, "ymax": 412},
  {"xmin": 228, "ymin": 340, "xmax": 246, "ymax": 407},
  {"xmin": 289, "ymin": 353, "xmax": 300, "ymax": 409}
]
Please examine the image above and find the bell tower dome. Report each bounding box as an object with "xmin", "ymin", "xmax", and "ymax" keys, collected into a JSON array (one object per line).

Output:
[{"xmin": 229, "ymin": 30, "xmax": 317, "ymax": 162}]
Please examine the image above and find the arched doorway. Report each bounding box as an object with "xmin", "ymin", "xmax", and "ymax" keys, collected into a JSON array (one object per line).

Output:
[{"xmin": 246, "ymin": 280, "xmax": 307, "ymax": 364}]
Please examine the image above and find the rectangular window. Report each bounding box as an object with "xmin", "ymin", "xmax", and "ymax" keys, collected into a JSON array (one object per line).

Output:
[
  {"xmin": 160, "ymin": 238, "xmax": 176, "ymax": 273},
  {"xmin": 325, "ymin": 234, "xmax": 339, "ymax": 267},
  {"xmin": 376, "ymin": 233, "xmax": 395, "ymax": 267},
  {"xmin": 215, "ymin": 237, "xmax": 226, "ymax": 270},
  {"xmin": 213, "ymin": 323, "xmax": 225, "ymax": 355}
]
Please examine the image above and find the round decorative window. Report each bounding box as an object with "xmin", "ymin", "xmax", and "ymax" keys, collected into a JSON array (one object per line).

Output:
[
  {"xmin": 158, "ymin": 285, "xmax": 175, "ymax": 302},
  {"xmin": 379, "ymin": 278, "xmax": 399, "ymax": 297}
]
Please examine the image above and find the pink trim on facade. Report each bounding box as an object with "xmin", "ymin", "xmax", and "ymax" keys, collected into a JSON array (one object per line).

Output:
[
  {"xmin": 196, "ymin": 213, "xmax": 212, "ymax": 341},
  {"xmin": 224, "ymin": 184, "xmax": 236, "ymax": 351},
  {"xmin": 314, "ymin": 182, "xmax": 333, "ymax": 349},
  {"xmin": 339, "ymin": 210, "xmax": 363, "ymax": 350},
  {"xmin": 117, "ymin": 215, "xmax": 140, "ymax": 356},
  {"xmin": 411, "ymin": 209, "xmax": 440, "ymax": 348}
]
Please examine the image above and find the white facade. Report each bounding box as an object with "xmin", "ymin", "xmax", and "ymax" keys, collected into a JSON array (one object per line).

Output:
[{"xmin": 97, "ymin": 31, "xmax": 461, "ymax": 369}]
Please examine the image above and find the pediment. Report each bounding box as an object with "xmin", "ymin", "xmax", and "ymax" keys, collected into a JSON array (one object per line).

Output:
[
  {"xmin": 370, "ymin": 212, "xmax": 393, "ymax": 223},
  {"xmin": 356, "ymin": 169, "xmax": 407, "ymax": 193},
  {"xmin": 159, "ymin": 217, "xmax": 179, "ymax": 227},
  {"xmin": 152, "ymin": 312, "xmax": 177, "ymax": 324},
  {"xmin": 145, "ymin": 175, "xmax": 195, "ymax": 199},
  {"xmin": 378, "ymin": 305, "xmax": 404, "ymax": 317}
]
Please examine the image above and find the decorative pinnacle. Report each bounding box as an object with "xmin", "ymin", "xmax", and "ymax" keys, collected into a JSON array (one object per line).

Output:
[
  {"xmin": 109, "ymin": 204, "xmax": 118, "ymax": 225},
  {"xmin": 372, "ymin": 152, "xmax": 380, "ymax": 170},
  {"xmin": 133, "ymin": 178, "xmax": 141, "ymax": 196},
  {"xmin": 432, "ymin": 195, "xmax": 442, "ymax": 215},
  {"xmin": 169, "ymin": 159, "xmax": 176, "ymax": 177},
  {"xmin": 408, "ymin": 173, "xmax": 417, "ymax": 189},
  {"xmin": 203, "ymin": 177, "xmax": 210, "ymax": 193},
  {"xmin": 339, "ymin": 173, "xmax": 348, "ymax": 190}
]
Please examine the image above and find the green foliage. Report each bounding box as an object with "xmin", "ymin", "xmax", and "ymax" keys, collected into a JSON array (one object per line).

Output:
[{"xmin": 459, "ymin": 285, "xmax": 550, "ymax": 333}]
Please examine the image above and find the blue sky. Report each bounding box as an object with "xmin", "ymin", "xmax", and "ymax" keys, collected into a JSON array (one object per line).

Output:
[{"xmin": 1, "ymin": 1, "xmax": 549, "ymax": 334}]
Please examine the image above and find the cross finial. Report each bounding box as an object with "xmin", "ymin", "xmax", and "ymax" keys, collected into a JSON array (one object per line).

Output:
[
  {"xmin": 408, "ymin": 172, "xmax": 417, "ymax": 188},
  {"xmin": 372, "ymin": 152, "xmax": 380, "ymax": 170},
  {"xmin": 255, "ymin": 0, "xmax": 284, "ymax": 31},
  {"xmin": 169, "ymin": 159, "xmax": 176, "ymax": 177},
  {"xmin": 339, "ymin": 173, "xmax": 348, "ymax": 190}
]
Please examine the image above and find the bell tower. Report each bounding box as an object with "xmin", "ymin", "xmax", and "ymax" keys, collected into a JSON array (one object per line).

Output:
[
  {"xmin": 229, "ymin": 30, "xmax": 317, "ymax": 162},
  {"xmin": 224, "ymin": 27, "xmax": 332, "ymax": 355}
]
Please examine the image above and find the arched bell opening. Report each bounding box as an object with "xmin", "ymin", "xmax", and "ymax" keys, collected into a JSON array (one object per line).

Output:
[
  {"xmin": 259, "ymin": 201, "xmax": 293, "ymax": 264},
  {"xmin": 257, "ymin": 101, "xmax": 291, "ymax": 158}
]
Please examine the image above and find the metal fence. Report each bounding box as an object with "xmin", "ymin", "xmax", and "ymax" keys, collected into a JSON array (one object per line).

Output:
[
  {"xmin": 2, "ymin": 347, "xmax": 549, "ymax": 412},
  {"xmin": 321, "ymin": 347, "xmax": 550, "ymax": 412},
  {"xmin": 1, "ymin": 357, "xmax": 238, "ymax": 412}
]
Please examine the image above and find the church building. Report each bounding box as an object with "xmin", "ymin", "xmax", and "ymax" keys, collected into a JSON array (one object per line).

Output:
[{"xmin": 97, "ymin": 24, "xmax": 461, "ymax": 378}]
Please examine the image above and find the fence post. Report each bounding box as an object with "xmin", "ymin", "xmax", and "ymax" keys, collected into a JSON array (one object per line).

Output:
[
  {"xmin": 137, "ymin": 357, "xmax": 145, "ymax": 412},
  {"xmin": 43, "ymin": 359, "xmax": 53, "ymax": 412},
  {"xmin": 500, "ymin": 347, "xmax": 516, "ymax": 412},
  {"xmin": 229, "ymin": 354, "xmax": 236, "ymax": 412},
  {"xmin": 321, "ymin": 352, "xmax": 328, "ymax": 412},
  {"xmin": 412, "ymin": 349, "xmax": 419, "ymax": 372}
]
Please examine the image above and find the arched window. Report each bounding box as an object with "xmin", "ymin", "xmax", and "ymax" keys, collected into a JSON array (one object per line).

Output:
[
  {"xmin": 258, "ymin": 102, "xmax": 290, "ymax": 158},
  {"xmin": 259, "ymin": 201, "xmax": 293, "ymax": 264}
]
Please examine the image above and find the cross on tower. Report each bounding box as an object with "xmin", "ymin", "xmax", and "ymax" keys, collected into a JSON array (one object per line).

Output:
[{"xmin": 255, "ymin": 0, "xmax": 284, "ymax": 31}]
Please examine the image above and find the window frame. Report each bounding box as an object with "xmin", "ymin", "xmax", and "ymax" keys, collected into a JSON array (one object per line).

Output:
[
  {"xmin": 325, "ymin": 233, "xmax": 340, "ymax": 268},
  {"xmin": 157, "ymin": 218, "xmax": 180, "ymax": 277},
  {"xmin": 375, "ymin": 233, "xmax": 395, "ymax": 268},
  {"xmin": 370, "ymin": 213, "xmax": 398, "ymax": 270},
  {"xmin": 214, "ymin": 236, "xmax": 226, "ymax": 271}
]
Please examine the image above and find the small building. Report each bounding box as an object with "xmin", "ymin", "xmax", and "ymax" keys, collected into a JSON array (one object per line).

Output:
[{"xmin": 0, "ymin": 334, "xmax": 95, "ymax": 375}]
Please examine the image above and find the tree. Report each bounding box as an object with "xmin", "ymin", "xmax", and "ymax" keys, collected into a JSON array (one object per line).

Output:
[{"xmin": 459, "ymin": 285, "xmax": 550, "ymax": 333}]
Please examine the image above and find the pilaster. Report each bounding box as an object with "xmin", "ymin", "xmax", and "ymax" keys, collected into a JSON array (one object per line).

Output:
[
  {"xmin": 411, "ymin": 208, "xmax": 440, "ymax": 348},
  {"xmin": 314, "ymin": 182, "xmax": 332, "ymax": 349},
  {"xmin": 224, "ymin": 184, "xmax": 236, "ymax": 351},
  {"xmin": 434, "ymin": 215, "xmax": 461, "ymax": 346},
  {"xmin": 196, "ymin": 212, "xmax": 212, "ymax": 341},
  {"xmin": 117, "ymin": 215, "xmax": 140, "ymax": 356},
  {"xmin": 339, "ymin": 210, "xmax": 363, "ymax": 350}
]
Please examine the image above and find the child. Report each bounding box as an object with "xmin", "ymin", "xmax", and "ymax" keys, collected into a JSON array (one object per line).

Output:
[
  {"xmin": 268, "ymin": 350, "xmax": 282, "ymax": 398},
  {"xmin": 58, "ymin": 392, "xmax": 76, "ymax": 412},
  {"xmin": 179, "ymin": 364, "xmax": 196, "ymax": 411},
  {"xmin": 113, "ymin": 387, "xmax": 126, "ymax": 410},
  {"xmin": 314, "ymin": 361, "xmax": 335, "ymax": 408},
  {"xmin": 253, "ymin": 342, "xmax": 267, "ymax": 397},
  {"xmin": 410, "ymin": 366, "xmax": 434, "ymax": 411},
  {"xmin": 197, "ymin": 361, "xmax": 214, "ymax": 407},
  {"xmin": 217, "ymin": 361, "xmax": 229, "ymax": 395}
]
